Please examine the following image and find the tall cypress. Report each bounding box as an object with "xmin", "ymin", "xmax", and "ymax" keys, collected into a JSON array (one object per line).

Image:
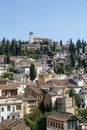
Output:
[
  {"xmin": 1, "ymin": 37, "xmax": 5, "ymax": 55},
  {"xmin": 30, "ymin": 62, "xmax": 37, "ymax": 81}
]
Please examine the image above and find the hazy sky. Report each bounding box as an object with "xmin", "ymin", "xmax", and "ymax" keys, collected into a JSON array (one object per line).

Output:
[{"xmin": 0, "ymin": 0, "xmax": 87, "ymax": 43}]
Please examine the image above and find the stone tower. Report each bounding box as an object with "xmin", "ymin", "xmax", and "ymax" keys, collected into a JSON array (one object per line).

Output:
[{"xmin": 29, "ymin": 32, "xmax": 34, "ymax": 44}]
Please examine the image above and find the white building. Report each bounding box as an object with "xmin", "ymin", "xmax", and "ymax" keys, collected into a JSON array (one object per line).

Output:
[
  {"xmin": 55, "ymin": 52, "xmax": 68, "ymax": 59},
  {"xmin": 29, "ymin": 32, "xmax": 52, "ymax": 44},
  {"xmin": 0, "ymin": 64, "xmax": 8, "ymax": 76},
  {"xmin": 78, "ymin": 87, "xmax": 87, "ymax": 108},
  {"xmin": 71, "ymin": 74, "xmax": 85, "ymax": 87},
  {"xmin": 0, "ymin": 96, "xmax": 23, "ymax": 123},
  {"xmin": 17, "ymin": 65, "xmax": 30, "ymax": 74}
]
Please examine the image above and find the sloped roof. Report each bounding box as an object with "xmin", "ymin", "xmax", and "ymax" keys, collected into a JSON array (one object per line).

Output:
[
  {"xmin": 0, "ymin": 119, "xmax": 30, "ymax": 130},
  {"xmin": 23, "ymin": 95, "xmax": 37, "ymax": 101},
  {"xmin": 0, "ymin": 84, "xmax": 18, "ymax": 90},
  {"xmin": 41, "ymin": 79, "xmax": 77, "ymax": 89},
  {"xmin": 26, "ymin": 84, "xmax": 43, "ymax": 95},
  {"xmin": 34, "ymin": 37, "xmax": 52, "ymax": 41},
  {"xmin": 47, "ymin": 112, "xmax": 79, "ymax": 122}
]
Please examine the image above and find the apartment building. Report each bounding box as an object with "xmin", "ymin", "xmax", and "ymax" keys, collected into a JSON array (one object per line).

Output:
[
  {"xmin": 0, "ymin": 64, "xmax": 8, "ymax": 76},
  {"xmin": 0, "ymin": 96, "xmax": 23, "ymax": 123}
]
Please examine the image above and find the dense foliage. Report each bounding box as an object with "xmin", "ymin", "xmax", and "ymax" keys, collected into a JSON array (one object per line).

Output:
[
  {"xmin": 54, "ymin": 64, "xmax": 64, "ymax": 74},
  {"xmin": 69, "ymin": 87, "xmax": 80, "ymax": 107},
  {"xmin": 24, "ymin": 107, "xmax": 46, "ymax": 130},
  {"xmin": 77, "ymin": 109, "xmax": 87, "ymax": 121}
]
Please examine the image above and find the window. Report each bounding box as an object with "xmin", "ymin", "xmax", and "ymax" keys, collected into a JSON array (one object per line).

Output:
[
  {"xmin": 82, "ymin": 99, "xmax": 84, "ymax": 102},
  {"xmin": 7, "ymin": 106, "xmax": 10, "ymax": 111},
  {"xmin": 59, "ymin": 123, "xmax": 60, "ymax": 128},
  {"xmin": 2, "ymin": 117, "xmax": 4, "ymax": 121},
  {"xmin": 56, "ymin": 122, "xmax": 58, "ymax": 128},
  {"xmin": 16, "ymin": 104, "xmax": 21, "ymax": 110},
  {"xmin": 2, "ymin": 107, "xmax": 4, "ymax": 112},
  {"xmin": 27, "ymin": 71, "xmax": 29, "ymax": 73},
  {"xmin": 12, "ymin": 115, "xmax": 15, "ymax": 119},
  {"xmin": 51, "ymin": 121, "xmax": 52, "ymax": 127},
  {"xmin": 12, "ymin": 107, "xmax": 15, "ymax": 112},
  {"xmin": 7, "ymin": 116, "xmax": 9, "ymax": 119},
  {"xmin": 61, "ymin": 124, "xmax": 64, "ymax": 129},
  {"xmin": 48, "ymin": 120, "xmax": 50, "ymax": 126},
  {"xmin": 53, "ymin": 122, "xmax": 55, "ymax": 127},
  {"xmin": 18, "ymin": 115, "xmax": 20, "ymax": 118}
]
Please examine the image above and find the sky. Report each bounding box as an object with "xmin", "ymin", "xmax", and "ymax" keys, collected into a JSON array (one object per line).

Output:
[{"xmin": 0, "ymin": 0, "xmax": 87, "ymax": 43}]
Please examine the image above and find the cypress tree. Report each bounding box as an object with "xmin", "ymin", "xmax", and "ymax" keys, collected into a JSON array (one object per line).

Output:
[
  {"xmin": 1, "ymin": 37, "xmax": 5, "ymax": 55},
  {"xmin": 6, "ymin": 53, "xmax": 10, "ymax": 64},
  {"xmin": 70, "ymin": 52, "xmax": 75, "ymax": 67},
  {"xmin": 5, "ymin": 39, "xmax": 10, "ymax": 54},
  {"xmin": 30, "ymin": 62, "xmax": 37, "ymax": 81}
]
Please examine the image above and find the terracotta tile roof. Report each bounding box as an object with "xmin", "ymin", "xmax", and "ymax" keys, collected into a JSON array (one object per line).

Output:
[
  {"xmin": 25, "ymin": 81, "xmax": 38, "ymax": 86},
  {"xmin": 34, "ymin": 61, "xmax": 42, "ymax": 67},
  {"xmin": 0, "ymin": 64, "xmax": 8, "ymax": 67},
  {"xmin": 26, "ymin": 84, "xmax": 43, "ymax": 95},
  {"xmin": 23, "ymin": 95, "xmax": 37, "ymax": 101},
  {"xmin": 34, "ymin": 37, "xmax": 52, "ymax": 41},
  {"xmin": 47, "ymin": 112, "xmax": 73, "ymax": 122},
  {"xmin": 0, "ymin": 84, "xmax": 18, "ymax": 90},
  {"xmin": 41, "ymin": 79, "xmax": 77, "ymax": 88},
  {"xmin": 0, "ymin": 119, "xmax": 30, "ymax": 130}
]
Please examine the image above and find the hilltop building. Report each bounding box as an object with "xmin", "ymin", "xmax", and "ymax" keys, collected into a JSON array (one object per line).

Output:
[{"xmin": 29, "ymin": 32, "xmax": 52, "ymax": 44}]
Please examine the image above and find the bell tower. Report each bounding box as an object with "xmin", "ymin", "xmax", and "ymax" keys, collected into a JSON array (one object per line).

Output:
[{"xmin": 29, "ymin": 32, "xmax": 34, "ymax": 44}]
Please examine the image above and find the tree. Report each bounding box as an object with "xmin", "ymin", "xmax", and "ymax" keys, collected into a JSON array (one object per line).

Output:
[
  {"xmin": 5, "ymin": 39, "xmax": 10, "ymax": 54},
  {"xmin": 10, "ymin": 38, "xmax": 16, "ymax": 55},
  {"xmin": 40, "ymin": 42, "xmax": 43, "ymax": 53},
  {"xmin": 6, "ymin": 53, "xmax": 10, "ymax": 64},
  {"xmin": 70, "ymin": 52, "xmax": 75, "ymax": 67},
  {"xmin": 1, "ymin": 37, "xmax": 5, "ymax": 55},
  {"xmin": 78, "ymin": 56, "xmax": 82, "ymax": 68},
  {"xmin": 69, "ymin": 88, "xmax": 80, "ymax": 107},
  {"xmin": 24, "ymin": 116, "xmax": 35, "ymax": 130},
  {"xmin": 36, "ymin": 117, "xmax": 46, "ymax": 130},
  {"xmin": 29, "ymin": 107, "xmax": 43, "ymax": 123},
  {"xmin": 44, "ymin": 46, "xmax": 49, "ymax": 53},
  {"xmin": 82, "ymin": 40, "xmax": 86, "ymax": 53},
  {"xmin": 30, "ymin": 62, "xmax": 37, "ymax": 81},
  {"xmin": 47, "ymin": 50, "xmax": 54, "ymax": 57},
  {"xmin": 69, "ymin": 38, "xmax": 75, "ymax": 53},
  {"xmin": 82, "ymin": 59, "xmax": 87, "ymax": 68},
  {"xmin": 60, "ymin": 40, "xmax": 63, "ymax": 46},
  {"xmin": 52, "ymin": 42, "xmax": 56, "ymax": 51},
  {"xmin": 9, "ymin": 67, "xmax": 20, "ymax": 74},
  {"xmin": 78, "ymin": 109, "xmax": 87, "ymax": 120},
  {"xmin": 3, "ymin": 73, "xmax": 13, "ymax": 79},
  {"xmin": 76, "ymin": 39, "xmax": 81, "ymax": 54},
  {"xmin": 84, "ymin": 67, "xmax": 87, "ymax": 73},
  {"xmin": 69, "ymin": 87, "xmax": 76, "ymax": 97},
  {"xmin": 39, "ymin": 100, "xmax": 45, "ymax": 114},
  {"xmin": 54, "ymin": 64, "xmax": 64, "ymax": 74},
  {"xmin": 4, "ymin": 55, "xmax": 7, "ymax": 63},
  {"xmin": 24, "ymin": 107, "xmax": 45, "ymax": 130}
]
